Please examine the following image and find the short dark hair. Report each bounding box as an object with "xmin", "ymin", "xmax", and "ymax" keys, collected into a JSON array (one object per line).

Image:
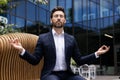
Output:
[{"xmin": 50, "ymin": 6, "xmax": 66, "ymax": 18}]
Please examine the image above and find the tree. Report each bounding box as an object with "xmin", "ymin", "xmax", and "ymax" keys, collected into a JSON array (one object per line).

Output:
[
  {"xmin": 0, "ymin": 0, "xmax": 8, "ymax": 14},
  {"xmin": 0, "ymin": 0, "xmax": 8, "ymax": 5},
  {"xmin": 35, "ymin": 0, "xmax": 48, "ymax": 5}
]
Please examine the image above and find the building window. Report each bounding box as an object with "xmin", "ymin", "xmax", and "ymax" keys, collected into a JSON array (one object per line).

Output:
[
  {"xmin": 117, "ymin": 6, "xmax": 120, "ymax": 14},
  {"xmin": 88, "ymin": 13, "xmax": 95, "ymax": 20}
]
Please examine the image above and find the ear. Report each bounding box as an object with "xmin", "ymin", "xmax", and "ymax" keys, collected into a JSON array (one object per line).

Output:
[
  {"xmin": 50, "ymin": 19, "xmax": 52, "ymax": 23},
  {"xmin": 64, "ymin": 19, "xmax": 66, "ymax": 23}
]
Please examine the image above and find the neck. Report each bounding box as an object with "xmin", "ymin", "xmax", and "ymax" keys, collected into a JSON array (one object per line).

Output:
[{"xmin": 53, "ymin": 27, "xmax": 63, "ymax": 35}]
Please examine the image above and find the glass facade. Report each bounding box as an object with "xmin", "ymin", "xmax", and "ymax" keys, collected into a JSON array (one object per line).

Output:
[
  {"xmin": 72, "ymin": 0, "xmax": 120, "ymax": 75},
  {"xmin": 5, "ymin": 0, "xmax": 50, "ymax": 34},
  {"xmin": 0, "ymin": 0, "xmax": 120, "ymax": 75}
]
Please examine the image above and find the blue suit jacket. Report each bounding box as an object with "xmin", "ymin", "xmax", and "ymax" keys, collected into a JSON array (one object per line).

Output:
[{"xmin": 20, "ymin": 31, "xmax": 96, "ymax": 79}]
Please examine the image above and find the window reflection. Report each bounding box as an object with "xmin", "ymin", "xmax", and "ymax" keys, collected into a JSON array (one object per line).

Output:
[
  {"xmin": 16, "ymin": 17, "xmax": 25, "ymax": 31},
  {"xmin": 88, "ymin": 1, "xmax": 96, "ymax": 20},
  {"xmin": 74, "ymin": 0, "xmax": 83, "ymax": 22},
  {"xmin": 50, "ymin": 0, "xmax": 57, "ymax": 11},
  {"xmin": 16, "ymin": 1, "xmax": 25, "ymax": 17},
  {"xmin": 39, "ymin": 8, "xmax": 47, "ymax": 24},
  {"xmin": 27, "ymin": 1, "xmax": 35, "ymax": 21},
  {"xmin": 58, "ymin": 0, "xmax": 65, "ymax": 7},
  {"xmin": 16, "ymin": 17, "xmax": 25, "ymax": 28},
  {"xmin": 66, "ymin": 0, "xmax": 72, "ymax": 23}
]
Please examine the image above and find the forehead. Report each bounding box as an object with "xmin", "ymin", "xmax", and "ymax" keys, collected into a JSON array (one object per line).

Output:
[{"xmin": 53, "ymin": 11, "xmax": 64, "ymax": 15}]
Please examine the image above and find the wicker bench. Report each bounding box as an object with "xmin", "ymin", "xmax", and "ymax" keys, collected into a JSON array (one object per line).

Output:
[{"xmin": 0, "ymin": 33, "xmax": 43, "ymax": 80}]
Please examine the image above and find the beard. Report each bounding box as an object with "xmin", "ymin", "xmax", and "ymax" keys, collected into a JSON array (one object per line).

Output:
[{"xmin": 52, "ymin": 21, "xmax": 64, "ymax": 28}]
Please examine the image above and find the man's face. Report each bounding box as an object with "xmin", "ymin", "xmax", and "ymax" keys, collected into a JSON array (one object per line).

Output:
[{"xmin": 51, "ymin": 11, "xmax": 66, "ymax": 28}]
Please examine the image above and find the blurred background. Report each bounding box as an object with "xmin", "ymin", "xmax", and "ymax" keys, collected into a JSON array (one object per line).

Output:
[{"xmin": 0, "ymin": 0, "xmax": 120, "ymax": 76}]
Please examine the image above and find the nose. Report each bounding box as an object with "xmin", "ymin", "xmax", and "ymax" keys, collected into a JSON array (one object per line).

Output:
[
  {"xmin": 57, "ymin": 16, "xmax": 61, "ymax": 21},
  {"xmin": 57, "ymin": 15, "xmax": 61, "ymax": 19},
  {"xmin": 57, "ymin": 18, "xmax": 61, "ymax": 21}
]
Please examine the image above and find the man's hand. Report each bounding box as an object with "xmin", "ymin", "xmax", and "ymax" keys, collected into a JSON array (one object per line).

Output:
[
  {"xmin": 9, "ymin": 38, "xmax": 24, "ymax": 53},
  {"xmin": 95, "ymin": 45, "xmax": 110, "ymax": 56}
]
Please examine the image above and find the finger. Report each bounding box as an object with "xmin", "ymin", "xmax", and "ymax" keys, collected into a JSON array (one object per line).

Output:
[
  {"xmin": 107, "ymin": 46, "xmax": 110, "ymax": 50},
  {"xmin": 102, "ymin": 45, "xmax": 107, "ymax": 48},
  {"xmin": 103, "ymin": 46, "xmax": 110, "ymax": 52},
  {"xmin": 102, "ymin": 45, "xmax": 109, "ymax": 50},
  {"xmin": 14, "ymin": 38, "xmax": 19, "ymax": 43}
]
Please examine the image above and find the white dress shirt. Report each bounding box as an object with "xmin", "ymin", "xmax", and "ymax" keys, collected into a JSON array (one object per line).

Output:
[{"xmin": 52, "ymin": 29, "xmax": 67, "ymax": 71}]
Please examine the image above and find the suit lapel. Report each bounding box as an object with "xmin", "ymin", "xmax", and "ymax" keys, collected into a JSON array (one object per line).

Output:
[
  {"xmin": 48, "ymin": 32, "xmax": 56, "ymax": 55},
  {"xmin": 64, "ymin": 33, "xmax": 68, "ymax": 56}
]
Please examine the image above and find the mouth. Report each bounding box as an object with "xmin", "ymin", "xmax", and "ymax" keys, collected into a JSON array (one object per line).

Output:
[
  {"xmin": 54, "ymin": 21, "xmax": 63, "ymax": 28},
  {"xmin": 56, "ymin": 21, "xmax": 62, "ymax": 25}
]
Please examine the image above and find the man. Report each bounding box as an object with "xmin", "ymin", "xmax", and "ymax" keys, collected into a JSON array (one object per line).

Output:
[{"xmin": 9, "ymin": 6, "xmax": 110, "ymax": 80}]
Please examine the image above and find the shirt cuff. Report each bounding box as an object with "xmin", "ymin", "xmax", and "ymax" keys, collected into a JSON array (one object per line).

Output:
[
  {"xmin": 20, "ymin": 49, "xmax": 25, "ymax": 56},
  {"xmin": 95, "ymin": 52, "xmax": 99, "ymax": 58}
]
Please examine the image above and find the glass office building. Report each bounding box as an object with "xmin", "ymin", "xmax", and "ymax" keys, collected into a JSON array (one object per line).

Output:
[{"xmin": 0, "ymin": 0, "xmax": 120, "ymax": 75}]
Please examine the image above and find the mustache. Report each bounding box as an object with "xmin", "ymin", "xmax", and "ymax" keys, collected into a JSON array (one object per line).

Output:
[{"xmin": 56, "ymin": 20, "xmax": 62, "ymax": 24}]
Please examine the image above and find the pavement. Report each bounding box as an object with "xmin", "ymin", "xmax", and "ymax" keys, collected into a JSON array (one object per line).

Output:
[
  {"xmin": 94, "ymin": 76, "xmax": 120, "ymax": 80},
  {"xmin": 35, "ymin": 76, "xmax": 120, "ymax": 80}
]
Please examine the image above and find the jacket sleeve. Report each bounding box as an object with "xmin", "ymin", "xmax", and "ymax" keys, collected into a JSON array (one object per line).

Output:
[
  {"xmin": 72, "ymin": 37, "xmax": 96, "ymax": 66},
  {"xmin": 19, "ymin": 36, "xmax": 44, "ymax": 65}
]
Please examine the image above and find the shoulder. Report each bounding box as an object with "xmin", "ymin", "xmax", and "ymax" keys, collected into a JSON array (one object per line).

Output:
[
  {"xmin": 37, "ymin": 32, "xmax": 51, "ymax": 42},
  {"xmin": 39, "ymin": 32, "xmax": 51, "ymax": 38},
  {"xmin": 65, "ymin": 33, "xmax": 75, "ymax": 40},
  {"xmin": 65, "ymin": 33, "xmax": 77, "ymax": 45}
]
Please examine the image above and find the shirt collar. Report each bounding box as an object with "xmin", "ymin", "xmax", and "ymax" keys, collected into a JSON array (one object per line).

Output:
[{"xmin": 52, "ymin": 29, "xmax": 64, "ymax": 36}]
